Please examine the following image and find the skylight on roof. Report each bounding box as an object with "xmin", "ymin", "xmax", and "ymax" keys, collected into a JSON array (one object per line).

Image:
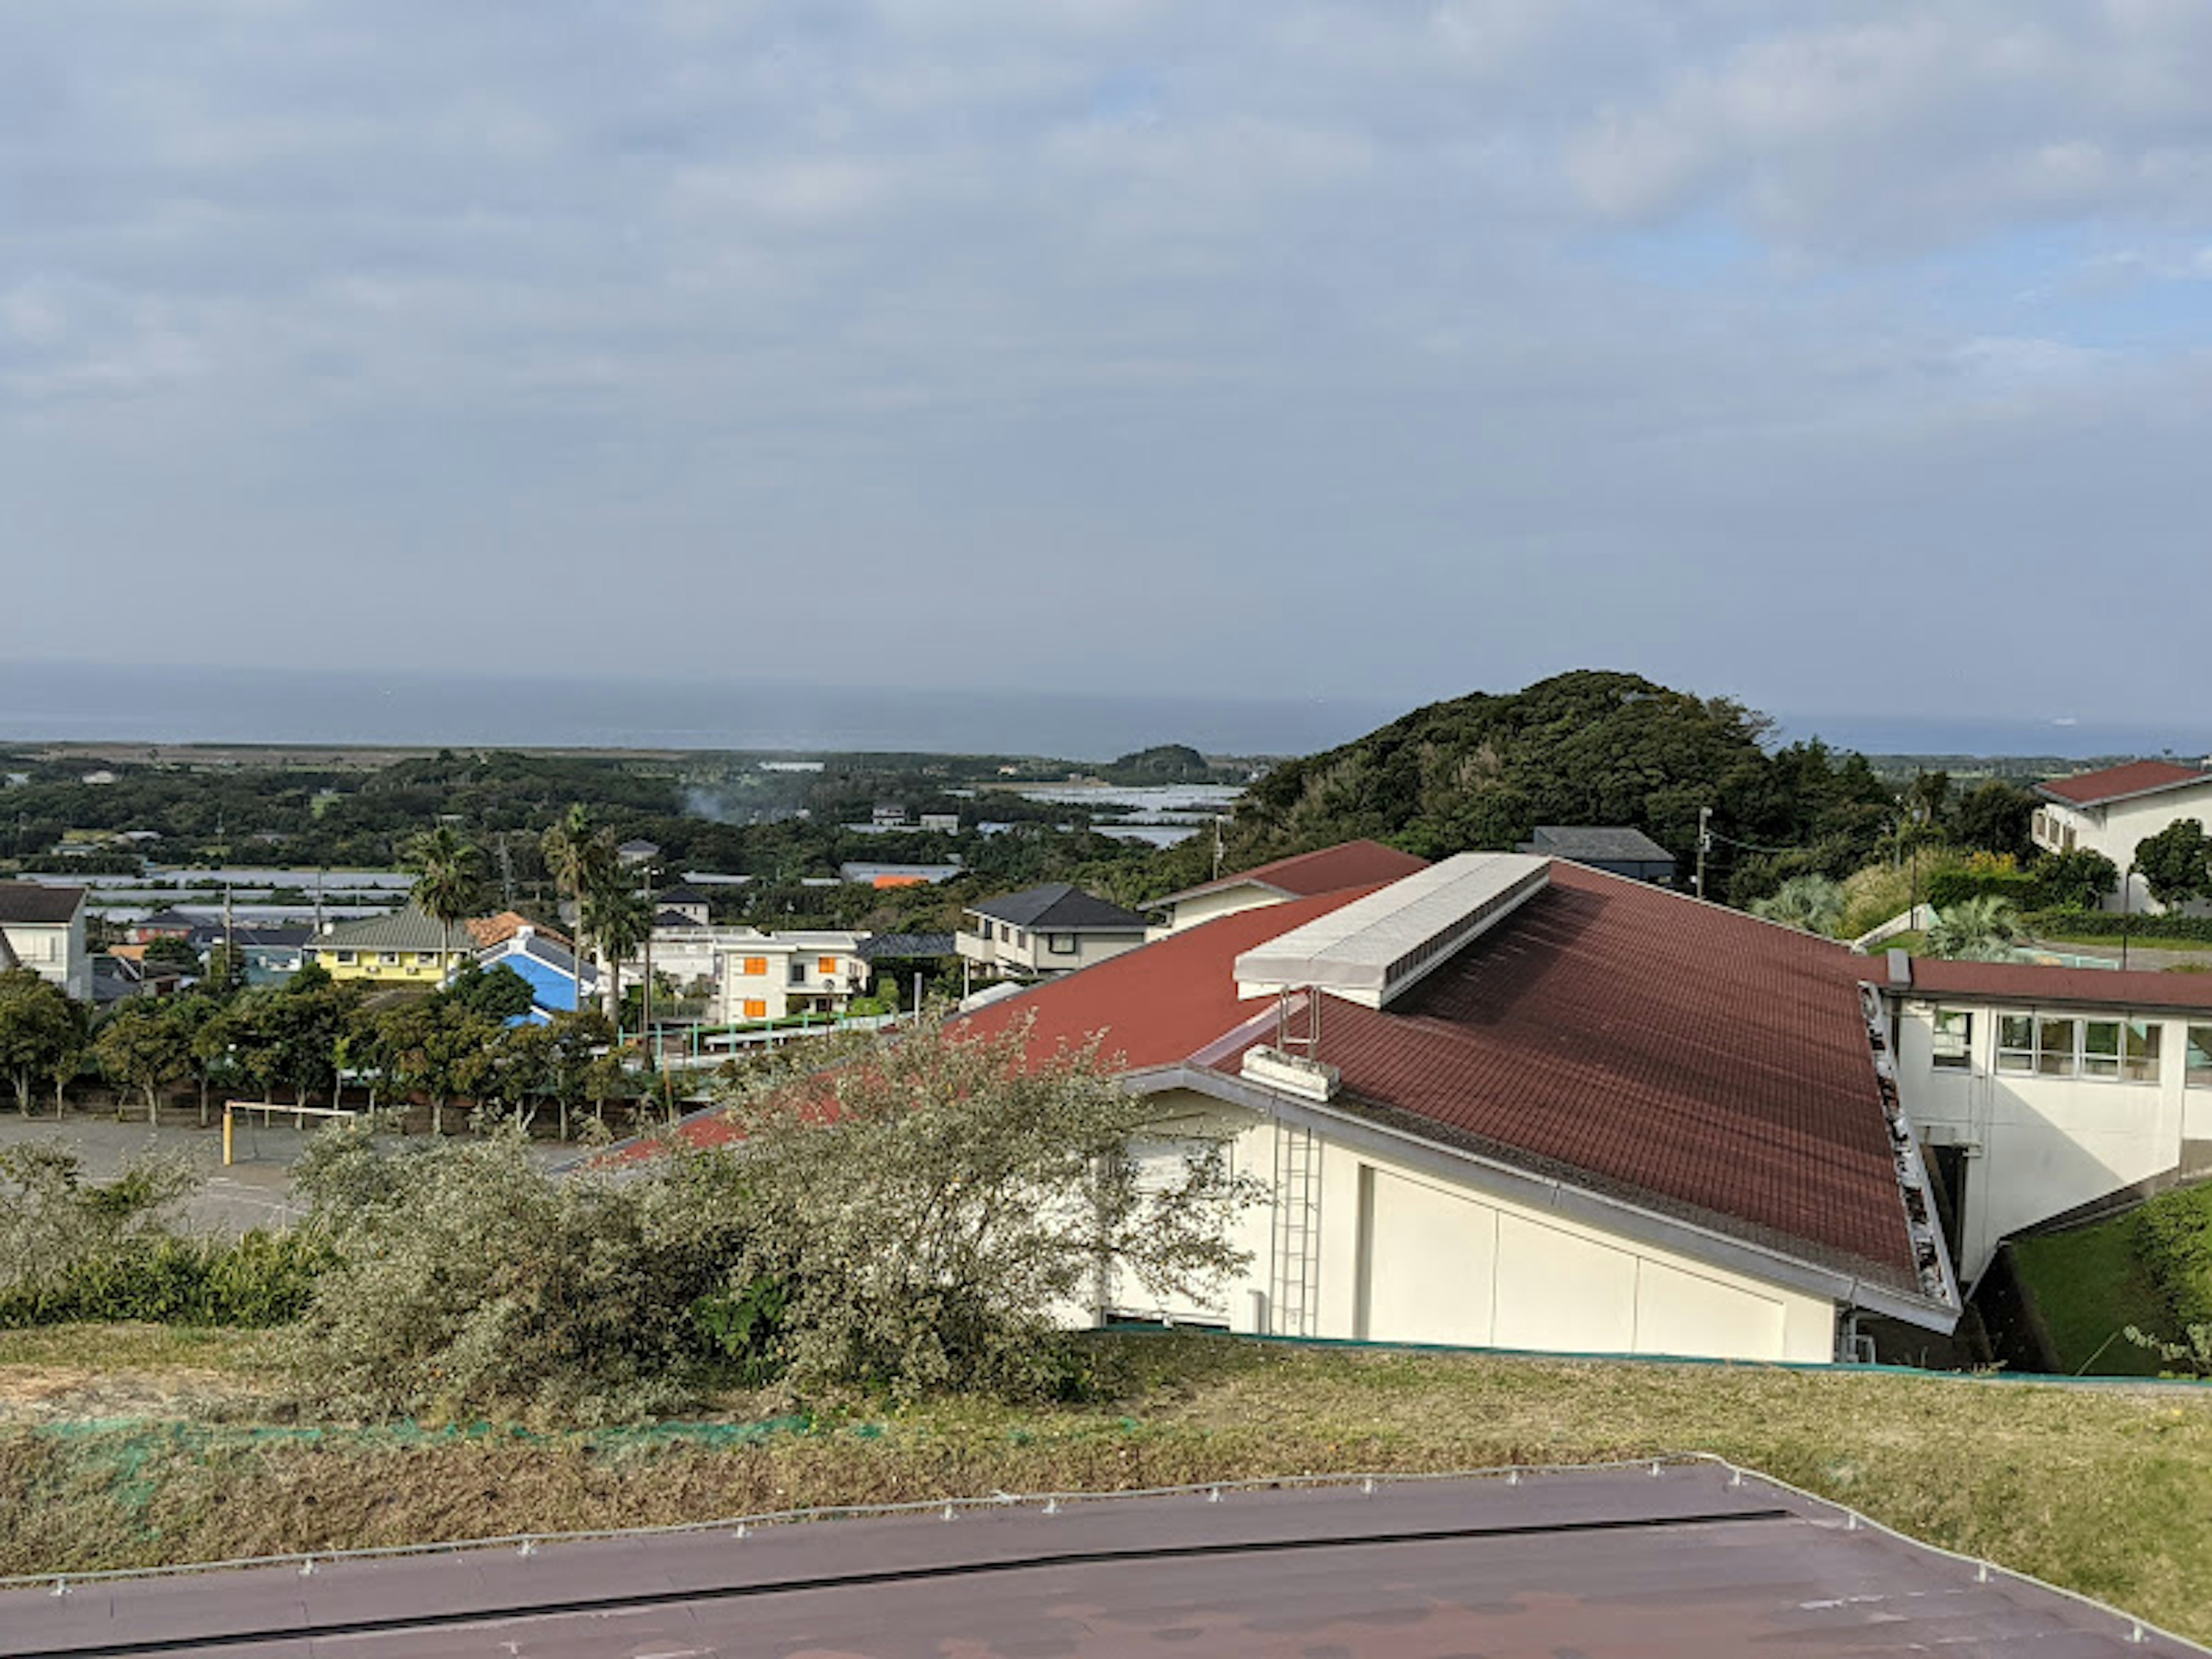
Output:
[{"xmin": 1233, "ymin": 853, "xmax": 1550, "ymax": 1009}]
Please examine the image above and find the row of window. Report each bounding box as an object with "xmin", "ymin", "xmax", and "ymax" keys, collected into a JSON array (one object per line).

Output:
[
  {"xmin": 726, "ymin": 954, "xmax": 842, "ymax": 982},
  {"xmin": 1932, "ymin": 1009, "xmax": 2212, "ymax": 1085},
  {"xmin": 973, "ymin": 919, "xmax": 1080, "ymax": 955},
  {"xmin": 325, "ymin": 949, "xmax": 447, "ymax": 967}
]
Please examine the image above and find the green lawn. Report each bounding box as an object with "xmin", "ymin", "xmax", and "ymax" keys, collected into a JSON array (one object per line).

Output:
[
  {"xmin": 2011, "ymin": 1215, "xmax": 2174, "ymax": 1377},
  {"xmin": 4, "ymin": 1328, "xmax": 2212, "ymax": 1640}
]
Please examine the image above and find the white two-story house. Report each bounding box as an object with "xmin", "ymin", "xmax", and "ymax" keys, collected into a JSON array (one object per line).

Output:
[
  {"xmin": 957, "ymin": 884, "xmax": 1150, "ymax": 983},
  {"xmin": 2032, "ymin": 759, "xmax": 2212, "ymax": 914},
  {"xmin": 0, "ymin": 882, "xmax": 90, "ymax": 1001}
]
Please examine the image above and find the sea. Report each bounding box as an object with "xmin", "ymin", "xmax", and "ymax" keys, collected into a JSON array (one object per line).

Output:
[{"xmin": 1, "ymin": 661, "xmax": 2202, "ymax": 764}]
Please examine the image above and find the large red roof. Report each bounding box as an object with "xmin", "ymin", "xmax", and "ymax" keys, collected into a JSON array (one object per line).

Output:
[
  {"xmin": 967, "ymin": 863, "xmax": 1915, "ymax": 1289},
  {"xmin": 2036, "ymin": 760, "xmax": 2207, "ymax": 807},
  {"xmin": 1157, "ymin": 840, "xmax": 1429, "ymax": 907}
]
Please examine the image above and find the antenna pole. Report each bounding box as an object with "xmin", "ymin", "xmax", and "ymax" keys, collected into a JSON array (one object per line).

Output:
[{"xmin": 1695, "ymin": 806, "xmax": 1711, "ymax": 900}]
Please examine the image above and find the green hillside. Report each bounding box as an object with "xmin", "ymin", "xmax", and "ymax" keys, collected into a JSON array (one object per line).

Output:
[{"xmin": 1162, "ymin": 670, "xmax": 1896, "ymax": 904}]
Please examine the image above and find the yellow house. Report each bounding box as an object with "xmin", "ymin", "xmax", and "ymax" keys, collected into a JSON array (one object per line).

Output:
[{"xmin": 305, "ymin": 904, "xmax": 475, "ymax": 986}]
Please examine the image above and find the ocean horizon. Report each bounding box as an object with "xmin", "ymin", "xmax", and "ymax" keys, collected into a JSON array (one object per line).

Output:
[{"xmin": 0, "ymin": 661, "xmax": 2202, "ymax": 764}]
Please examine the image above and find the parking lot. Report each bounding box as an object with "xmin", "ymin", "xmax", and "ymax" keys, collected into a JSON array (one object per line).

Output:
[{"xmin": 0, "ymin": 1108, "xmax": 336, "ymax": 1234}]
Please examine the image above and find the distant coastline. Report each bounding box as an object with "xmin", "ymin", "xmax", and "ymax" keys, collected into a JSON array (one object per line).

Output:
[{"xmin": 1, "ymin": 661, "xmax": 2201, "ymax": 765}]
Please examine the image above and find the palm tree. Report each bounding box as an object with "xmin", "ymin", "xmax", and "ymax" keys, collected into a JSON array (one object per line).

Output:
[
  {"xmin": 1927, "ymin": 895, "xmax": 2023, "ymax": 961},
  {"xmin": 405, "ymin": 824, "xmax": 487, "ymax": 971},
  {"xmin": 582, "ymin": 878, "xmax": 653, "ymax": 1029},
  {"xmin": 1748, "ymin": 874, "xmax": 1846, "ymax": 937},
  {"xmin": 541, "ymin": 806, "xmax": 615, "ymax": 1013}
]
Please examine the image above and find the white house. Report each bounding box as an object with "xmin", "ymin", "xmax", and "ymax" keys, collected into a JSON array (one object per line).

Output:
[
  {"xmin": 1146, "ymin": 841, "xmax": 1429, "ymax": 936},
  {"xmin": 1879, "ymin": 955, "xmax": 2212, "ymax": 1282},
  {"xmin": 0, "ymin": 882, "xmax": 91, "ymax": 1001},
  {"xmin": 942, "ymin": 855, "xmax": 1959, "ymax": 1364},
  {"xmin": 957, "ymin": 884, "xmax": 1151, "ymax": 982},
  {"xmin": 641, "ymin": 926, "xmax": 869, "ymax": 1024},
  {"xmin": 2031, "ymin": 759, "xmax": 2212, "ymax": 914}
]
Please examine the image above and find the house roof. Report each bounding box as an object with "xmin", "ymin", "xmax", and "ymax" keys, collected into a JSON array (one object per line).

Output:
[
  {"xmin": 2035, "ymin": 759, "xmax": 2210, "ymax": 808},
  {"xmin": 969, "ymin": 882, "xmax": 1149, "ymax": 931},
  {"xmin": 466, "ymin": 911, "xmax": 569, "ymax": 950},
  {"xmin": 1154, "ymin": 840, "xmax": 1429, "ymax": 909},
  {"xmin": 1893, "ymin": 956, "xmax": 2212, "ymax": 1014},
  {"xmin": 1524, "ymin": 825, "xmax": 1675, "ymax": 863},
  {"xmin": 956, "ymin": 863, "xmax": 1920, "ymax": 1294},
  {"xmin": 855, "ymin": 932, "xmax": 959, "ymax": 960},
  {"xmin": 659, "ymin": 885, "xmax": 710, "ymax": 906},
  {"xmin": 312, "ymin": 904, "xmax": 474, "ymax": 953},
  {"xmin": 483, "ymin": 930, "xmax": 595, "ymax": 985},
  {"xmin": 0, "ymin": 881, "xmax": 85, "ymax": 925}
]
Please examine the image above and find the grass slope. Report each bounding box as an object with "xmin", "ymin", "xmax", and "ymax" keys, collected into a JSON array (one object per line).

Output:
[
  {"xmin": 3, "ymin": 1328, "xmax": 2211, "ymax": 1639},
  {"xmin": 2012, "ymin": 1217, "xmax": 2173, "ymax": 1377}
]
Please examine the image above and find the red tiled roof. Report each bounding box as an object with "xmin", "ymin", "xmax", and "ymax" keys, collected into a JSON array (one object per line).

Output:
[
  {"xmin": 2036, "ymin": 759, "xmax": 2207, "ymax": 807},
  {"xmin": 466, "ymin": 911, "xmax": 570, "ymax": 950},
  {"xmin": 967, "ymin": 863, "xmax": 1915, "ymax": 1288},
  {"xmin": 1899, "ymin": 957, "xmax": 2212, "ymax": 1014},
  {"xmin": 1157, "ymin": 840, "xmax": 1429, "ymax": 907}
]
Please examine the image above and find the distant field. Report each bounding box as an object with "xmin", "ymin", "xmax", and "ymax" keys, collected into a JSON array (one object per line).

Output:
[{"xmin": 2, "ymin": 1328, "xmax": 2209, "ymax": 1641}]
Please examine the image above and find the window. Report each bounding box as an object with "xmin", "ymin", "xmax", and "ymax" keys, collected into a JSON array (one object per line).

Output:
[
  {"xmin": 2037, "ymin": 1017, "xmax": 2078, "ymax": 1076},
  {"xmin": 2125, "ymin": 1021, "xmax": 2162, "ymax": 1084},
  {"xmin": 742, "ymin": 956, "xmax": 767, "ymax": 976},
  {"xmin": 818, "ymin": 956, "xmax": 838, "ymax": 975},
  {"xmin": 417, "ymin": 952, "xmax": 440, "ymax": 965},
  {"xmin": 978, "ymin": 919, "xmax": 993, "ymax": 941},
  {"xmin": 380, "ymin": 951, "xmax": 402, "ymax": 966},
  {"xmin": 1048, "ymin": 933, "xmax": 1078, "ymax": 956},
  {"xmin": 1998, "ymin": 1012, "xmax": 2164, "ymax": 1084},
  {"xmin": 789, "ymin": 961, "xmax": 806, "ymax": 986},
  {"xmin": 334, "ymin": 950, "xmax": 357, "ymax": 965},
  {"xmin": 744, "ymin": 998, "xmax": 767, "ymax": 1020},
  {"xmin": 2188, "ymin": 1027, "xmax": 2212, "ymax": 1087},
  {"xmin": 1931, "ymin": 1009, "xmax": 1972, "ymax": 1070}
]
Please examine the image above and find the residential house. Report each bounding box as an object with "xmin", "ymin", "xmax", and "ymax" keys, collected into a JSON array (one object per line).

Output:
[
  {"xmin": 2031, "ymin": 759, "xmax": 2212, "ymax": 914},
  {"xmin": 465, "ymin": 911, "xmax": 570, "ymax": 951},
  {"xmin": 957, "ymin": 884, "xmax": 1150, "ymax": 982},
  {"xmin": 1147, "ymin": 841, "xmax": 1429, "ymax": 935},
  {"xmin": 476, "ymin": 926, "xmax": 599, "ymax": 1024},
  {"xmin": 918, "ymin": 812, "xmax": 961, "ymax": 834},
  {"xmin": 634, "ymin": 926, "xmax": 870, "ymax": 1024},
  {"xmin": 189, "ymin": 922, "xmax": 310, "ymax": 986},
  {"xmin": 839, "ymin": 861, "xmax": 964, "ymax": 888},
  {"xmin": 0, "ymin": 881, "xmax": 90, "ymax": 1001},
  {"xmin": 1517, "ymin": 825, "xmax": 1677, "ymax": 885},
  {"xmin": 305, "ymin": 905, "xmax": 478, "ymax": 986},
  {"xmin": 1880, "ymin": 955, "xmax": 2212, "ymax": 1280},
  {"xmin": 656, "ymin": 885, "xmax": 712, "ymax": 928},
  {"xmin": 872, "ymin": 804, "xmax": 910, "ymax": 828},
  {"xmin": 616, "ymin": 839, "xmax": 661, "ymax": 866}
]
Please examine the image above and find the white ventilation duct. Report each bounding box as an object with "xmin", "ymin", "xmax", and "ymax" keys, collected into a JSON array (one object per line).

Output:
[{"xmin": 1234, "ymin": 853, "xmax": 1550, "ymax": 1010}]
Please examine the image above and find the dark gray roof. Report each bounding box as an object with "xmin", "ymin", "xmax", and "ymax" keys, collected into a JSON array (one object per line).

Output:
[
  {"xmin": 312, "ymin": 905, "xmax": 474, "ymax": 953},
  {"xmin": 654, "ymin": 908, "xmax": 696, "ymax": 928},
  {"xmin": 188, "ymin": 922, "xmax": 310, "ymax": 950},
  {"xmin": 658, "ymin": 884, "xmax": 709, "ymax": 905},
  {"xmin": 0, "ymin": 881, "xmax": 85, "ymax": 925},
  {"xmin": 1523, "ymin": 825, "xmax": 1676, "ymax": 862},
  {"xmin": 855, "ymin": 932, "xmax": 959, "ymax": 960},
  {"xmin": 970, "ymin": 882, "xmax": 1148, "ymax": 931}
]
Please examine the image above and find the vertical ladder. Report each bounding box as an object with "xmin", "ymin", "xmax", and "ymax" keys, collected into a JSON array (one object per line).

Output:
[{"xmin": 1270, "ymin": 1120, "xmax": 1321, "ymax": 1337}]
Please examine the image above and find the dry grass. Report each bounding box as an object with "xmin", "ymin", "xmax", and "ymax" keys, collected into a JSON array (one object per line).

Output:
[{"xmin": 2, "ymin": 1330, "xmax": 2209, "ymax": 1640}]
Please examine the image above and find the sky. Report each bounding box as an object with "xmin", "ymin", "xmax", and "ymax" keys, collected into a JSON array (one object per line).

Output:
[{"xmin": 5, "ymin": 1, "xmax": 2210, "ymax": 735}]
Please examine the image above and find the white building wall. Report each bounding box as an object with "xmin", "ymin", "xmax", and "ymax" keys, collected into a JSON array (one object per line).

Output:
[
  {"xmin": 957, "ymin": 921, "xmax": 1146, "ymax": 978},
  {"xmin": 1892, "ymin": 998, "xmax": 2207, "ymax": 1279},
  {"xmin": 1112, "ymin": 1089, "xmax": 1839, "ymax": 1364},
  {"xmin": 1154, "ymin": 885, "xmax": 1286, "ymax": 937},
  {"xmin": 1, "ymin": 915, "xmax": 89, "ymax": 1001}
]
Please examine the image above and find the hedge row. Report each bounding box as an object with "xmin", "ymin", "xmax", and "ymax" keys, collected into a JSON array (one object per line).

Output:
[
  {"xmin": 0, "ymin": 1229, "xmax": 331, "ymax": 1329},
  {"xmin": 1925, "ymin": 868, "xmax": 2039, "ymax": 911},
  {"xmin": 2135, "ymin": 1186, "xmax": 2212, "ymax": 1334},
  {"xmin": 2023, "ymin": 911, "xmax": 2212, "ymax": 944}
]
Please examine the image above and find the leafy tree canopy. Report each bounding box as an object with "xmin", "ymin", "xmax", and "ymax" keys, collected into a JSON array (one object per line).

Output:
[{"xmin": 2135, "ymin": 819, "xmax": 2212, "ymax": 911}]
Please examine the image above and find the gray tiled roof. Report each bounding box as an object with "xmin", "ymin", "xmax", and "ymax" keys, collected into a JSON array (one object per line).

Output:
[
  {"xmin": 311, "ymin": 904, "xmax": 474, "ymax": 953},
  {"xmin": 1522, "ymin": 826, "xmax": 1675, "ymax": 862},
  {"xmin": 0, "ymin": 882, "xmax": 85, "ymax": 925},
  {"xmin": 970, "ymin": 883, "xmax": 1147, "ymax": 931},
  {"xmin": 855, "ymin": 932, "xmax": 959, "ymax": 960}
]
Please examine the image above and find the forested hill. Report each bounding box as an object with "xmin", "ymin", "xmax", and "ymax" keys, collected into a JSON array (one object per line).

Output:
[{"xmin": 1159, "ymin": 671, "xmax": 1898, "ymax": 906}]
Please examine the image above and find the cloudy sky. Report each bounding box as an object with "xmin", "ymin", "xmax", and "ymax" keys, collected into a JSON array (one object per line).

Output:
[{"xmin": 5, "ymin": 1, "xmax": 2209, "ymax": 731}]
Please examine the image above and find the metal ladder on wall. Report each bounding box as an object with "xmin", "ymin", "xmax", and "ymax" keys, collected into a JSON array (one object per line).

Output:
[{"xmin": 1269, "ymin": 1120, "xmax": 1321, "ymax": 1337}]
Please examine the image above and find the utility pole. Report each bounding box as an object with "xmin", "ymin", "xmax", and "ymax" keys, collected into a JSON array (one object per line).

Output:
[{"xmin": 1694, "ymin": 806, "xmax": 1711, "ymax": 901}]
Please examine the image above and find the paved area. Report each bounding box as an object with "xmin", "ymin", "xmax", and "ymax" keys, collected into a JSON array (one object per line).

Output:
[
  {"xmin": 2028, "ymin": 940, "xmax": 2212, "ymax": 974},
  {"xmin": 0, "ymin": 1112, "xmax": 312, "ymax": 1234},
  {"xmin": 0, "ymin": 1464, "xmax": 2193, "ymax": 1657}
]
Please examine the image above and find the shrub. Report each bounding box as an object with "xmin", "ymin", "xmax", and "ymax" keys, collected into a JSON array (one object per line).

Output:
[
  {"xmin": 2029, "ymin": 849, "xmax": 2121, "ymax": 912},
  {"xmin": 1925, "ymin": 866, "xmax": 2037, "ymax": 912},
  {"xmin": 716, "ymin": 1014, "xmax": 1262, "ymax": 1400},
  {"xmin": 2020, "ymin": 912, "xmax": 2212, "ymax": 943},
  {"xmin": 2135, "ymin": 1185, "xmax": 2212, "ymax": 1334},
  {"xmin": 282, "ymin": 1120, "xmax": 757, "ymax": 1423}
]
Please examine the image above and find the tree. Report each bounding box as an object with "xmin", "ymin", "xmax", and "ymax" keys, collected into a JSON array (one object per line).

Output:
[
  {"xmin": 92, "ymin": 1001, "xmax": 195, "ymax": 1123},
  {"xmin": 444, "ymin": 962, "xmax": 536, "ymax": 1022},
  {"xmin": 582, "ymin": 880, "xmax": 652, "ymax": 1027},
  {"xmin": 1927, "ymin": 895, "xmax": 2024, "ymax": 961},
  {"xmin": 541, "ymin": 806, "xmax": 616, "ymax": 1015},
  {"xmin": 141, "ymin": 934, "xmax": 202, "ymax": 971},
  {"xmin": 2135, "ymin": 819, "xmax": 2212, "ymax": 911},
  {"xmin": 405, "ymin": 824, "xmax": 487, "ymax": 963},
  {"xmin": 0, "ymin": 969, "xmax": 77, "ymax": 1117},
  {"xmin": 718, "ymin": 1013, "xmax": 1260, "ymax": 1397},
  {"xmin": 1747, "ymin": 874, "xmax": 1846, "ymax": 937},
  {"xmin": 2033, "ymin": 848, "xmax": 2121, "ymax": 912},
  {"xmin": 1952, "ymin": 780, "xmax": 2035, "ymax": 860}
]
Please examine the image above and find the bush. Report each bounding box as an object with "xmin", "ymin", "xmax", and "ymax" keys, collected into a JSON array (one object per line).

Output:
[
  {"xmin": 2021, "ymin": 912, "xmax": 2212, "ymax": 944},
  {"xmin": 717, "ymin": 1014, "xmax": 1261, "ymax": 1401},
  {"xmin": 0, "ymin": 1145, "xmax": 327, "ymax": 1327},
  {"xmin": 2029, "ymin": 848, "xmax": 2121, "ymax": 912},
  {"xmin": 1925, "ymin": 866, "xmax": 2037, "ymax": 912},
  {"xmin": 2135, "ymin": 1185, "xmax": 2212, "ymax": 1334},
  {"xmin": 283, "ymin": 1120, "xmax": 757, "ymax": 1423}
]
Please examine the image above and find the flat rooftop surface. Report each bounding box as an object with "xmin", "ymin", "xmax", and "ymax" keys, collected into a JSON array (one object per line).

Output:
[{"xmin": 1, "ymin": 1464, "xmax": 2192, "ymax": 1657}]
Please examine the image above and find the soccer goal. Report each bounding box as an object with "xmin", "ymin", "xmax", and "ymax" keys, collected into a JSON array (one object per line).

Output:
[{"xmin": 221, "ymin": 1100, "xmax": 354, "ymax": 1166}]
